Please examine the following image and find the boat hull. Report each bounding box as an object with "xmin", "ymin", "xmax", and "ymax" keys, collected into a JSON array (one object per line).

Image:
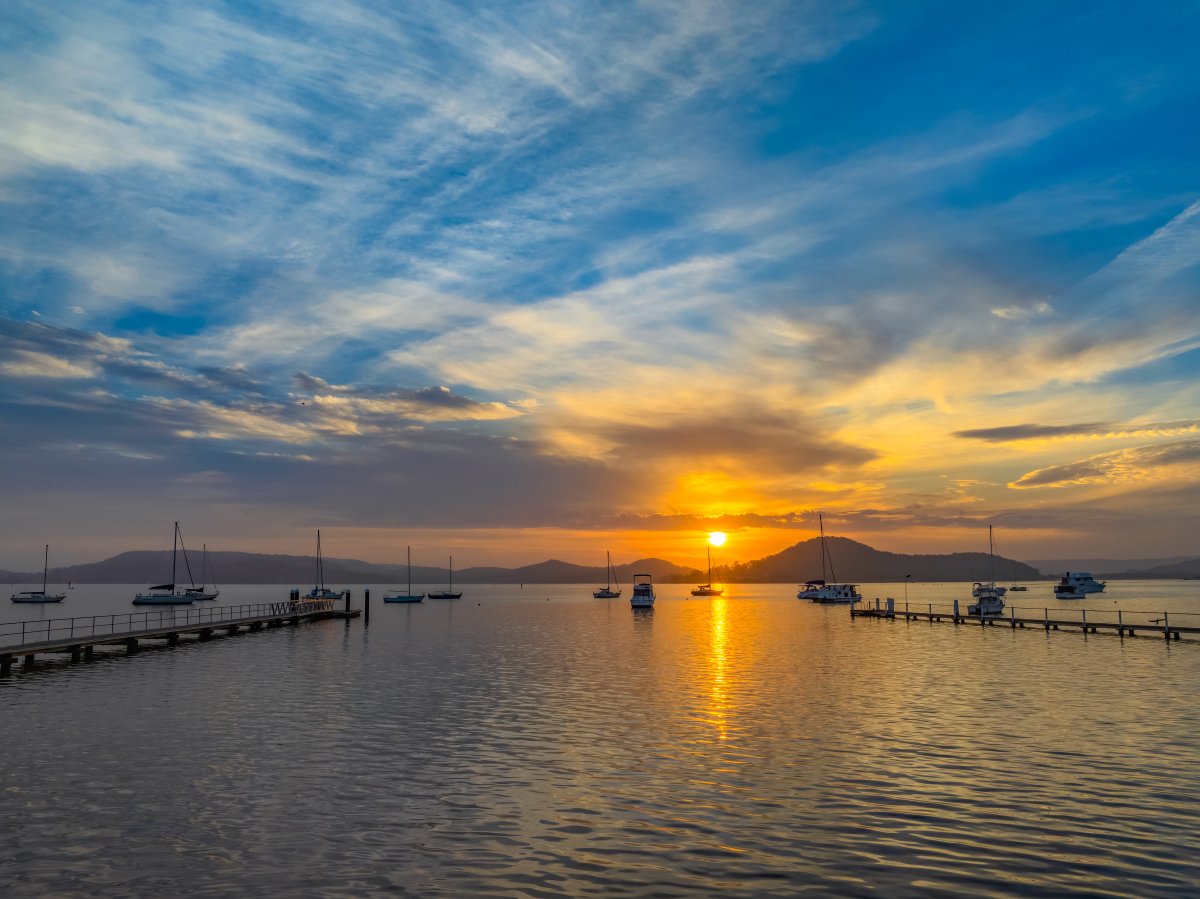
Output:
[
  {"xmin": 11, "ymin": 594, "xmax": 65, "ymax": 603},
  {"xmin": 133, "ymin": 594, "xmax": 195, "ymax": 605},
  {"xmin": 593, "ymin": 589, "xmax": 621, "ymax": 598},
  {"xmin": 630, "ymin": 598, "xmax": 655, "ymax": 608},
  {"xmin": 186, "ymin": 591, "xmax": 219, "ymax": 600},
  {"xmin": 690, "ymin": 587, "xmax": 724, "ymax": 596},
  {"xmin": 383, "ymin": 594, "xmax": 424, "ymax": 603},
  {"xmin": 427, "ymin": 592, "xmax": 462, "ymax": 599}
]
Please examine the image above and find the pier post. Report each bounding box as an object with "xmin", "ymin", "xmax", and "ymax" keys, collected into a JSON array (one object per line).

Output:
[
  {"xmin": 227, "ymin": 624, "xmax": 238, "ymax": 635},
  {"xmin": 953, "ymin": 600, "xmax": 959, "ymax": 624},
  {"xmin": 23, "ymin": 654, "xmax": 34, "ymax": 670},
  {"xmin": 1082, "ymin": 609, "xmax": 1087, "ymax": 633},
  {"xmin": 365, "ymin": 589, "xmax": 370, "ymax": 624},
  {"xmin": 199, "ymin": 628, "xmax": 212, "ymax": 641},
  {"xmin": 1118, "ymin": 610, "xmax": 1123, "ymax": 636},
  {"xmin": 0, "ymin": 654, "xmax": 11, "ymax": 676},
  {"xmin": 125, "ymin": 638, "xmax": 138, "ymax": 655},
  {"xmin": 1011, "ymin": 606, "xmax": 1016, "ymax": 628},
  {"xmin": 70, "ymin": 644, "xmax": 82, "ymax": 662},
  {"xmin": 167, "ymin": 632, "xmax": 179, "ymax": 645},
  {"xmin": 1164, "ymin": 612, "xmax": 1169, "ymax": 640},
  {"xmin": 345, "ymin": 590, "xmax": 351, "ymax": 614},
  {"xmin": 1044, "ymin": 608, "xmax": 1049, "ymax": 631},
  {"xmin": 84, "ymin": 645, "xmax": 93, "ymax": 660}
]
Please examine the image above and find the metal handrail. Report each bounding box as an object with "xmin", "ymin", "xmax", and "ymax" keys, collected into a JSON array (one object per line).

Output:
[
  {"xmin": 0, "ymin": 599, "xmax": 336, "ymax": 649},
  {"xmin": 855, "ymin": 598, "xmax": 1200, "ymax": 628}
]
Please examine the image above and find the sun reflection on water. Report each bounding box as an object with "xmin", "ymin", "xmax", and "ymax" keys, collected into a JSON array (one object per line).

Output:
[{"xmin": 709, "ymin": 597, "xmax": 729, "ymax": 741}]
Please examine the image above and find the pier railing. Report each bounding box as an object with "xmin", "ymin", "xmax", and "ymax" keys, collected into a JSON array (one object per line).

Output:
[
  {"xmin": 0, "ymin": 600, "xmax": 336, "ymax": 649},
  {"xmin": 853, "ymin": 598, "xmax": 1200, "ymax": 635}
]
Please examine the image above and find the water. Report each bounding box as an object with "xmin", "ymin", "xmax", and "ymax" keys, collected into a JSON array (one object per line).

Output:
[{"xmin": 3, "ymin": 582, "xmax": 1199, "ymax": 897}]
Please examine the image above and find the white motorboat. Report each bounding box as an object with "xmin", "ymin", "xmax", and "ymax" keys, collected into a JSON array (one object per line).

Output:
[
  {"xmin": 1054, "ymin": 572, "xmax": 1105, "ymax": 597},
  {"xmin": 428, "ymin": 555, "xmax": 462, "ymax": 599},
  {"xmin": 690, "ymin": 545, "xmax": 724, "ymax": 596},
  {"xmin": 185, "ymin": 544, "xmax": 220, "ymax": 600},
  {"xmin": 134, "ymin": 523, "xmax": 195, "ymax": 605},
  {"xmin": 10, "ymin": 545, "xmax": 66, "ymax": 603},
  {"xmin": 797, "ymin": 514, "xmax": 861, "ymax": 603},
  {"xmin": 967, "ymin": 526, "xmax": 1007, "ymax": 616},
  {"xmin": 304, "ymin": 530, "xmax": 343, "ymax": 600},
  {"xmin": 383, "ymin": 546, "xmax": 424, "ymax": 602},
  {"xmin": 630, "ymin": 573, "xmax": 655, "ymax": 608},
  {"xmin": 593, "ymin": 551, "xmax": 622, "ymax": 598}
]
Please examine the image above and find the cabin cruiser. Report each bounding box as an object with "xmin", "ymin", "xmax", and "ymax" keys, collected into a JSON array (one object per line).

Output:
[
  {"xmin": 1054, "ymin": 572, "xmax": 1105, "ymax": 597},
  {"xmin": 799, "ymin": 580, "xmax": 863, "ymax": 603},
  {"xmin": 630, "ymin": 574, "xmax": 655, "ymax": 609}
]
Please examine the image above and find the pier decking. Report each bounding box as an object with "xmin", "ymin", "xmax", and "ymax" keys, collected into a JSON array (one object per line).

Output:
[
  {"xmin": 0, "ymin": 599, "xmax": 359, "ymax": 674},
  {"xmin": 851, "ymin": 598, "xmax": 1199, "ymax": 640}
]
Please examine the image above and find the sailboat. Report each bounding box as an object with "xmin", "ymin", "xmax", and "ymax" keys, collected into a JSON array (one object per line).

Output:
[
  {"xmin": 383, "ymin": 546, "xmax": 424, "ymax": 602},
  {"xmin": 428, "ymin": 555, "xmax": 462, "ymax": 599},
  {"xmin": 11, "ymin": 545, "xmax": 66, "ymax": 603},
  {"xmin": 593, "ymin": 551, "xmax": 622, "ymax": 598},
  {"xmin": 304, "ymin": 530, "xmax": 343, "ymax": 600},
  {"xmin": 134, "ymin": 523, "xmax": 196, "ymax": 604},
  {"xmin": 185, "ymin": 544, "xmax": 220, "ymax": 600},
  {"xmin": 796, "ymin": 514, "xmax": 861, "ymax": 603},
  {"xmin": 1009, "ymin": 558, "xmax": 1028, "ymax": 591},
  {"xmin": 691, "ymin": 545, "xmax": 724, "ymax": 596},
  {"xmin": 967, "ymin": 525, "xmax": 1007, "ymax": 616}
]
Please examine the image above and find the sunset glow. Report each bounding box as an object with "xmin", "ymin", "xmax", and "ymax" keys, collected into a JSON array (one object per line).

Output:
[{"xmin": 708, "ymin": 533, "xmax": 727, "ymax": 548}]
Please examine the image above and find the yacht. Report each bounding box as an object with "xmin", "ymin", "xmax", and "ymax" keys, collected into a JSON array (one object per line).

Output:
[
  {"xmin": 797, "ymin": 514, "xmax": 861, "ymax": 603},
  {"xmin": 304, "ymin": 530, "xmax": 343, "ymax": 600},
  {"xmin": 185, "ymin": 544, "xmax": 220, "ymax": 600},
  {"xmin": 630, "ymin": 573, "xmax": 655, "ymax": 609},
  {"xmin": 134, "ymin": 523, "xmax": 196, "ymax": 604},
  {"xmin": 11, "ymin": 545, "xmax": 66, "ymax": 603},
  {"xmin": 691, "ymin": 544, "xmax": 724, "ymax": 596},
  {"xmin": 1054, "ymin": 572, "xmax": 1105, "ymax": 597},
  {"xmin": 967, "ymin": 526, "xmax": 1007, "ymax": 616},
  {"xmin": 428, "ymin": 555, "xmax": 463, "ymax": 599},
  {"xmin": 593, "ymin": 551, "xmax": 622, "ymax": 598},
  {"xmin": 383, "ymin": 546, "xmax": 424, "ymax": 603}
]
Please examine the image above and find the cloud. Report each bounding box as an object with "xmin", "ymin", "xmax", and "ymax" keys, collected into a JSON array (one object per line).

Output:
[
  {"xmin": 0, "ymin": 350, "xmax": 98, "ymax": 378},
  {"xmin": 291, "ymin": 374, "xmax": 524, "ymax": 423},
  {"xmin": 991, "ymin": 301, "xmax": 1053, "ymax": 320},
  {"xmin": 954, "ymin": 420, "xmax": 1200, "ymax": 443},
  {"xmin": 1010, "ymin": 439, "xmax": 1200, "ymax": 488}
]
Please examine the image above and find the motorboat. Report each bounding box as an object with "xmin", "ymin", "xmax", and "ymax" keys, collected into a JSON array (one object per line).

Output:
[
  {"xmin": 383, "ymin": 546, "xmax": 424, "ymax": 603},
  {"xmin": 967, "ymin": 526, "xmax": 1006, "ymax": 616},
  {"xmin": 134, "ymin": 523, "xmax": 196, "ymax": 604},
  {"xmin": 185, "ymin": 543, "xmax": 220, "ymax": 600},
  {"xmin": 428, "ymin": 555, "xmax": 462, "ymax": 599},
  {"xmin": 630, "ymin": 573, "xmax": 655, "ymax": 609},
  {"xmin": 690, "ymin": 544, "xmax": 724, "ymax": 596},
  {"xmin": 797, "ymin": 514, "xmax": 860, "ymax": 603},
  {"xmin": 11, "ymin": 545, "xmax": 66, "ymax": 603},
  {"xmin": 1054, "ymin": 572, "xmax": 1105, "ymax": 597},
  {"xmin": 304, "ymin": 530, "xmax": 343, "ymax": 600},
  {"xmin": 593, "ymin": 551, "xmax": 622, "ymax": 598}
]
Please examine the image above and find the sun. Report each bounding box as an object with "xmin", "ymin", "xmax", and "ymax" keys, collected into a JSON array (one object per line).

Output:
[{"xmin": 708, "ymin": 532, "xmax": 727, "ymax": 547}]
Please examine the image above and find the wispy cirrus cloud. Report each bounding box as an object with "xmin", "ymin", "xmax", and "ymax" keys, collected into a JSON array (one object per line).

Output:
[
  {"xmin": 954, "ymin": 420, "xmax": 1200, "ymax": 443},
  {"xmin": 1011, "ymin": 439, "xmax": 1200, "ymax": 488}
]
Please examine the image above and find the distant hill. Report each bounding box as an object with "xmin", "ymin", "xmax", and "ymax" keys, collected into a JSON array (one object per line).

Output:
[
  {"xmin": 1024, "ymin": 557, "xmax": 1196, "ymax": 576},
  {"xmin": 0, "ymin": 551, "xmax": 701, "ymax": 586},
  {"xmin": 1093, "ymin": 558, "xmax": 1200, "ymax": 579},
  {"xmin": 725, "ymin": 537, "xmax": 1043, "ymax": 584}
]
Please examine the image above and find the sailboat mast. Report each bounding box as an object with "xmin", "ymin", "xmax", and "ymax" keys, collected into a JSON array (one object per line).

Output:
[
  {"xmin": 201, "ymin": 544, "xmax": 206, "ymax": 590},
  {"xmin": 449, "ymin": 556, "xmax": 453, "ymax": 592},
  {"xmin": 43, "ymin": 545, "xmax": 48, "ymax": 592},
  {"xmin": 172, "ymin": 522, "xmax": 178, "ymax": 589},
  {"xmin": 989, "ymin": 525, "xmax": 995, "ymax": 586},
  {"xmin": 820, "ymin": 514, "xmax": 826, "ymax": 583},
  {"xmin": 708, "ymin": 545, "xmax": 713, "ymax": 585},
  {"xmin": 407, "ymin": 545, "xmax": 411, "ymax": 594}
]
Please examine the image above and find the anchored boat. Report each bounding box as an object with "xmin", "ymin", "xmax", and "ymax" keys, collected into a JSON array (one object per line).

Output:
[
  {"xmin": 691, "ymin": 545, "xmax": 724, "ymax": 596},
  {"xmin": 428, "ymin": 555, "xmax": 462, "ymax": 599},
  {"xmin": 797, "ymin": 514, "xmax": 861, "ymax": 603},
  {"xmin": 185, "ymin": 544, "xmax": 220, "ymax": 600},
  {"xmin": 134, "ymin": 523, "xmax": 196, "ymax": 604},
  {"xmin": 305, "ymin": 530, "xmax": 343, "ymax": 600},
  {"xmin": 967, "ymin": 525, "xmax": 1007, "ymax": 616},
  {"xmin": 11, "ymin": 545, "xmax": 66, "ymax": 603},
  {"xmin": 593, "ymin": 551, "xmax": 622, "ymax": 598},
  {"xmin": 383, "ymin": 546, "xmax": 424, "ymax": 603},
  {"xmin": 630, "ymin": 574, "xmax": 655, "ymax": 609},
  {"xmin": 1054, "ymin": 572, "xmax": 1105, "ymax": 597}
]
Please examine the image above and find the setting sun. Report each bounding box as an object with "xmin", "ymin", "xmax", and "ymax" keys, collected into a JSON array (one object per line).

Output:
[{"xmin": 708, "ymin": 532, "xmax": 727, "ymax": 547}]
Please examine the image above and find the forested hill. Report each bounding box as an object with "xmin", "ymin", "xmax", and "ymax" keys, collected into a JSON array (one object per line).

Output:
[{"xmin": 724, "ymin": 537, "xmax": 1044, "ymax": 583}]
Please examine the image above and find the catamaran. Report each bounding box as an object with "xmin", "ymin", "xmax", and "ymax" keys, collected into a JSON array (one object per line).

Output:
[
  {"xmin": 630, "ymin": 573, "xmax": 655, "ymax": 609},
  {"xmin": 305, "ymin": 530, "xmax": 343, "ymax": 600},
  {"xmin": 796, "ymin": 514, "xmax": 861, "ymax": 603},
  {"xmin": 134, "ymin": 523, "xmax": 196, "ymax": 605},
  {"xmin": 967, "ymin": 525, "xmax": 1007, "ymax": 616},
  {"xmin": 11, "ymin": 545, "xmax": 66, "ymax": 603},
  {"xmin": 428, "ymin": 555, "xmax": 462, "ymax": 599},
  {"xmin": 185, "ymin": 544, "xmax": 220, "ymax": 600},
  {"xmin": 691, "ymin": 544, "xmax": 724, "ymax": 596},
  {"xmin": 593, "ymin": 551, "xmax": 622, "ymax": 598},
  {"xmin": 383, "ymin": 546, "xmax": 424, "ymax": 603}
]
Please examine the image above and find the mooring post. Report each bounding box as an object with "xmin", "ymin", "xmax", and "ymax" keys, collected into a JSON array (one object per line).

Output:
[
  {"xmin": 1010, "ymin": 605, "xmax": 1016, "ymax": 628},
  {"xmin": 1164, "ymin": 612, "xmax": 1170, "ymax": 640},
  {"xmin": 70, "ymin": 644, "xmax": 82, "ymax": 662},
  {"xmin": 0, "ymin": 654, "xmax": 11, "ymax": 676},
  {"xmin": 1082, "ymin": 608, "xmax": 1087, "ymax": 633},
  {"xmin": 1044, "ymin": 608, "xmax": 1049, "ymax": 631},
  {"xmin": 928, "ymin": 603, "xmax": 932, "ymax": 620},
  {"xmin": 953, "ymin": 599, "xmax": 959, "ymax": 623},
  {"xmin": 365, "ymin": 588, "xmax": 370, "ymax": 624},
  {"xmin": 125, "ymin": 638, "xmax": 138, "ymax": 655},
  {"xmin": 168, "ymin": 632, "xmax": 179, "ymax": 645},
  {"xmin": 23, "ymin": 654, "xmax": 35, "ymax": 670},
  {"xmin": 345, "ymin": 590, "xmax": 351, "ymax": 614},
  {"xmin": 84, "ymin": 645, "xmax": 93, "ymax": 660},
  {"xmin": 1118, "ymin": 610, "xmax": 1123, "ymax": 636}
]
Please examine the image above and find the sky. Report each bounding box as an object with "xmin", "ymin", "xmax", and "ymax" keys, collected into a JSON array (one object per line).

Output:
[{"xmin": 2, "ymin": 0, "xmax": 1200, "ymax": 570}]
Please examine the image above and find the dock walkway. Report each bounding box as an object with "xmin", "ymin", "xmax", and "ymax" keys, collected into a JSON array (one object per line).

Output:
[
  {"xmin": 851, "ymin": 598, "xmax": 1199, "ymax": 640},
  {"xmin": 1, "ymin": 599, "xmax": 359, "ymax": 674}
]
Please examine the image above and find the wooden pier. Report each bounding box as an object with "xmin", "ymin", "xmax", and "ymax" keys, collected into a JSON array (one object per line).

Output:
[
  {"xmin": 851, "ymin": 599, "xmax": 1198, "ymax": 640},
  {"xmin": 0, "ymin": 599, "xmax": 359, "ymax": 675}
]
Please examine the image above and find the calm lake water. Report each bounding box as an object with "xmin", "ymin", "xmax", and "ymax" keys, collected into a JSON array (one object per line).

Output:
[{"xmin": 3, "ymin": 581, "xmax": 1199, "ymax": 897}]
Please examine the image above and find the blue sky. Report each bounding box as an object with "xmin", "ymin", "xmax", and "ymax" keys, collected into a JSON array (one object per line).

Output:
[{"xmin": 2, "ymin": 0, "xmax": 1200, "ymax": 567}]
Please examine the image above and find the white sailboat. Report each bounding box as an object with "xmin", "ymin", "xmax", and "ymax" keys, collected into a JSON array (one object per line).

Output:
[
  {"xmin": 304, "ymin": 530, "xmax": 343, "ymax": 600},
  {"xmin": 10, "ymin": 545, "xmax": 66, "ymax": 603},
  {"xmin": 630, "ymin": 573, "xmax": 655, "ymax": 609},
  {"xmin": 134, "ymin": 523, "xmax": 196, "ymax": 604},
  {"xmin": 691, "ymin": 544, "xmax": 724, "ymax": 596},
  {"xmin": 185, "ymin": 544, "xmax": 220, "ymax": 600},
  {"xmin": 796, "ymin": 515, "xmax": 861, "ymax": 603},
  {"xmin": 593, "ymin": 551, "xmax": 622, "ymax": 598},
  {"xmin": 383, "ymin": 546, "xmax": 424, "ymax": 603},
  {"xmin": 967, "ymin": 525, "xmax": 1007, "ymax": 616},
  {"xmin": 428, "ymin": 555, "xmax": 462, "ymax": 599}
]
